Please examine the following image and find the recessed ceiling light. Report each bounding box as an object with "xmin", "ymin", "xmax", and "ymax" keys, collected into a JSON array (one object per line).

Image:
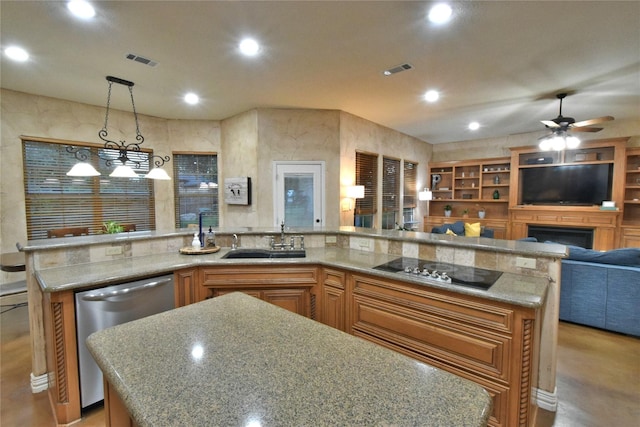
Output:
[
  {"xmin": 424, "ymin": 90, "xmax": 440, "ymax": 103},
  {"xmin": 184, "ymin": 93, "xmax": 199, "ymax": 105},
  {"xmin": 428, "ymin": 3, "xmax": 452, "ymax": 24},
  {"xmin": 4, "ymin": 46, "xmax": 29, "ymax": 62},
  {"xmin": 67, "ymin": 0, "xmax": 96, "ymax": 19},
  {"xmin": 468, "ymin": 121, "xmax": 480, "ymax": 131},
  {"xmin": 239, "ymin": 38, "xmax": 260, "ymax": 56}
]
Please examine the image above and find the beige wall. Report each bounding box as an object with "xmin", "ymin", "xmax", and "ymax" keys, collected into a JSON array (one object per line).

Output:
[
  {"xmin": 0, "ymin": 90, "xmax": 432, "ymax": 284},
  {"xmin": 339, "ymin": 111, "xmax": 433, "ymax": 228}
]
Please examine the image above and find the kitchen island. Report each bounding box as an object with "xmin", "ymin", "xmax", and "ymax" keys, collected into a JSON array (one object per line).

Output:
[
  {"xmin": 22, "ymin": 227, "xmax": 562, "ymax": 426},
  {"xmin": 87, "ymin": 292, "xmax": 493, "ymax": 427}
]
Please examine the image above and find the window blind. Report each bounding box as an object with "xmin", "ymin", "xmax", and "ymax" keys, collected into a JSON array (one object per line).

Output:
[
  {"xmin": 173, "ymin": 153, "xmax": 219, "ymax": 228},
  {"xmin": 22, "ymin": 139, "xmax": 155, "ymax": 239},
  {"xmin": 355, "ymin": 152, "xmax": 378, "ymax": 215},
  {"xmin": 382, "ymin": 157, "xmax": 400, "ymax": 213},
  {"xmin": 403, "ymin": 161, "xmax": 418, "ymax": 208}
]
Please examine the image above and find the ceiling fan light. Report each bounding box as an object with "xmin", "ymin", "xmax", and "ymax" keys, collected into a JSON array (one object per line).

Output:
[
  {"xmin": 67, "ymin": 162, "xmax": 100, "ymax": 177},
  {"xmin": 110, "ymin": 164, "xmax": 138, "ymax": 178},
  {"xmin": 566, "ymin": 135, "xmax": 581, "ymax": 149},
  {"xmin": 538, "ymin": 137, "xmax": 552, "ymax": 151},
  {"xmin": 145, "ymin": 167, "xmax": 171, "ymax": 180},
  {"xmin": 551, "ymin": 135, "xmax": 566, "ymax": 151}
]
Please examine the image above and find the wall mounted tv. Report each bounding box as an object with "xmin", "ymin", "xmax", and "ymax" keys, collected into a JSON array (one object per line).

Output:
[{"xmin": 520, "ymin": 163, "xmax": 613, "ymax": 206}]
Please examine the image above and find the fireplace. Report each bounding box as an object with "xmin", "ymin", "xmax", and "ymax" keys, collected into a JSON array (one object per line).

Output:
[{"xmin": 528, "ymin": 225, "xmax": 594, "ymax": 249}]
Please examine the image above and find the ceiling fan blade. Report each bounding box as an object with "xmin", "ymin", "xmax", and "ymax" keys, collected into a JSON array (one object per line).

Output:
[
  {"xmin": 572, "ymin": 116, "xmax": 614, "ymax": 128},
  {"xmin": 541, "ymin": 120, "xmax": 560, "ymax": 128},
  {"xmin": 571, "ymin": 126, "xmax": 603, "ymax": 133}
]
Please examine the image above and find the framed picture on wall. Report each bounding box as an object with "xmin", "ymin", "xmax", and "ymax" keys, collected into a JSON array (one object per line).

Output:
[{"xmin": 224, "ymin": 177, "xmax": 252, "ymax": 205}]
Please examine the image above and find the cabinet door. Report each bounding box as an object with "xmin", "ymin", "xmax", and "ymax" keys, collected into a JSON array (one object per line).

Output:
[
  {"xmin": 319, "ymin": 268, "xmax": 347, "ymax": 331},
  {"xmin": 262, "ymin": 289, "xmax": 309, "ymax": 317},
  {"xmin": 174, "ymin": 268, "xmax": 200, "ymax": 307}
]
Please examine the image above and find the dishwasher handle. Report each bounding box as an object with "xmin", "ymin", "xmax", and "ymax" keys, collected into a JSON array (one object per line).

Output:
[{"xmin": 79, "ymin": 276, "xmax": 173, "ymax": 301}]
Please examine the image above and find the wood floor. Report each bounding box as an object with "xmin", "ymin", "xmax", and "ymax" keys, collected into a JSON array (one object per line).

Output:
[{"xmin": 2, "ymin": 292, "xmax": 639, "ymax": 427}]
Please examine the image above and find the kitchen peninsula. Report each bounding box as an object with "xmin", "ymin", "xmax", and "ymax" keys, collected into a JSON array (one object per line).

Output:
[
  {"xmin": 22, "ymin": 227, "xmax": 563, "ymax": 426},
  {"xmin": 87, "ymin": 292, "xmax": 493, "ymax": 427}
]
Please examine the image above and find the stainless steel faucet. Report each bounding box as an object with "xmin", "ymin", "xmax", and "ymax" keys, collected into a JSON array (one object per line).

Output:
[{"xmin": 231, "ymin": 234, "xmax": 238, "ymax": 250}]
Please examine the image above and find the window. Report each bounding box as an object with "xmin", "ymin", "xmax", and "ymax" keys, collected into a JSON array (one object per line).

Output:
[
  {"xmin": 403, "ymin": 161, "xmax": 418, "ymax": 229},
  {"xmin": 173, "ymin": 153, "xmax": 219, "ymax": 228},
  {"xmin": 382, "ymin": 157, "xmax": 400, "ymax": 229},
  {"xmin": 22, "ymin": 138, "xmax": 155, "ymax": 239},
  {"xmin": 355, "ymin": 152, "xmax": 377, "ymax": 228}
]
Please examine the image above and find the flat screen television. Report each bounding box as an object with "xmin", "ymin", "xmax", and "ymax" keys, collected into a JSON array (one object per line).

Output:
[{"xmin": 520, "ymin": 163, "xmax": 613, "ymax": 206}]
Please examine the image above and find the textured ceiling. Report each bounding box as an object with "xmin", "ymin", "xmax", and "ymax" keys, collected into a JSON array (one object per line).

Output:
[{"xmin": 1, "ymin": 1, "xmax": 639, "ymax": 144}]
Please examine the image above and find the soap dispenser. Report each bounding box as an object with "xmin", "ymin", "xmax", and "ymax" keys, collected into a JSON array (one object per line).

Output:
[
  {"xmin": 191, "ymin": 233, "xmax": 200, "ymax": 249},
  {"xmin": 206, "ymin": 227, "xmax": 216, "ymax": 247}
]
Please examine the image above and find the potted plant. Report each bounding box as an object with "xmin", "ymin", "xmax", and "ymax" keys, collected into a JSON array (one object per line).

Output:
[
  {"xmin": 444, "ymin": 205, "xmax": 452, "ymax": 218},
  {"xmin": 102, "ymin": 221, "xmax": 124, "ymax": 234},
  {"xmin": 462, "ymin": 208, "xmax": 469, "ymax": 219},
  {"xmin": 478, "ymin": 206, "xmax": 486, "ymax": 219}
]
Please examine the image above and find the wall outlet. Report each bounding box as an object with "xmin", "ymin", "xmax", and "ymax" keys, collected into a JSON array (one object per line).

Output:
[
  {"xmin": 105, "ymin": 246, "xmax": 123, "ymax": 256},
  {"xmin": 516, "ymin": 257, "xmax": 536, "ymax": 269}
]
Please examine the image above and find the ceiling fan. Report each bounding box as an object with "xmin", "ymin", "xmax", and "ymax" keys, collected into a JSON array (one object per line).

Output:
[
  {"xmin": 538, "ymin": 93, "xmax": 614, "ymax": 151},
  {"xmin": 541, "ymin": 93, "xmax": 614, "ymax": 133}
]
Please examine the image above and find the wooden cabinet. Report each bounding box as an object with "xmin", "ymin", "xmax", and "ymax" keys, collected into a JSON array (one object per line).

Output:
[
  {"xmin": 175, "ymin": 265, "xmax": 319, "ymax": 318},
  {"xmin": 428, "ymin": 157, "xmax": 511, "ymax": 227},
  {"xmin": 348, "ymin": 271, "xmax": 537, "ymax": 427},
  {"xmin": 508, "ymin": 139, "xmax": 627, "ymax": 250},
  {"xmin": 318, "ymin": 268, "xmax": 347, "ymax": 331},
  {"xmin": 622, "ymin": 147, "xmax": 640, "ymax": 246}
]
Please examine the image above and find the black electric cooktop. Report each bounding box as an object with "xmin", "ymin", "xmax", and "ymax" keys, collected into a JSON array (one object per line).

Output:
[{"xmin": 373, "ymin": 257, "xmax": 502, "ymax": 290}]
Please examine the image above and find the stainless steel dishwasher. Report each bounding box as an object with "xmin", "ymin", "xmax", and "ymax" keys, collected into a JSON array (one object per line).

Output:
[{"xmin": 75, "ymin": 274, "xmax": 175, "ymax": 409}]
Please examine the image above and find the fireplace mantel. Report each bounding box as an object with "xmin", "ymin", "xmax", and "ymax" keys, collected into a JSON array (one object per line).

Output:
[{"xmin": 509, "ymin": 205, "xmax": 620, "ymax": 250}]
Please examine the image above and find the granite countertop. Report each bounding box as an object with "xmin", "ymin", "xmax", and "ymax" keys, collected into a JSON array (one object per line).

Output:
[
  {"xmin": 35, "ymin": 247, "xmax": 549, "ymax": 308},
  {"xmin": 87, "ymin": 292, "xmax": 492, "ymax": 427}
]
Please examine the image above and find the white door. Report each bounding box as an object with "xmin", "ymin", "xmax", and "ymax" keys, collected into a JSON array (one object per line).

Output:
[{"xmin": 274, "ymin": 162, "xmax": 325, "ymax": 228}]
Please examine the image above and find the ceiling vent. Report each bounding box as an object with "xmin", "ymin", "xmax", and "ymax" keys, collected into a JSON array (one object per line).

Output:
[
  {"xmin": 383, "ymin": 63, "xmax": 413, "ymax": 76},
  {"xmin": 125, "ymin": 53, "xmax": 158, "ymax": 67}
]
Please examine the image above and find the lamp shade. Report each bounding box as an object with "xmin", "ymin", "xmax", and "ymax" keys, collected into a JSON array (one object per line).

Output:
[
  {"xmin": 347, "ymin": 185, "xmax": 365, "ymax": 199},
  {"xmin": 110, "ymin": 164, "xmax": 139, "ymax": 178},
  {"xmin": 67, "ymin": 162, "xmax": 100, "ymax": 177},
  {"xmin": 419, "ymin": 188, "xmax": 433, "ymax": 201},
  {"xmin": 145, "ymin": 167, "xmax": 171, "ymax": 180}
]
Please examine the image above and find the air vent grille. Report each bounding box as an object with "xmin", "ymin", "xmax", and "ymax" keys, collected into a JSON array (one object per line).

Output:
[
  {"xmin": 383, "ymin": 63, "xmax": 413, "ymax": 76},
  {"xmin": 125, "ymin": 53, "xmax": 158, "ymax": 67}
]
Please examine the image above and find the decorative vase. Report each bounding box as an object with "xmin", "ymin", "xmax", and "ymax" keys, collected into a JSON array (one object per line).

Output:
[
  {"xmin": 478, "ymin": 211, "xmax": 486, "ymax": 219},
  {"xmin": 494, "ymin": 175, "xmax": 500, "ymax": 184},
  {"xmin": 493, "ymin": 189, "xmax": 500, "ymax": 199},
  {"xmin": 444, "ymin": 210, "xmax": 452, "ymax": 218}
]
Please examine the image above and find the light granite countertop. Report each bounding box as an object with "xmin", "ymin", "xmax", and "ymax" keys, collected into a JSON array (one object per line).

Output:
[
  {"xmin": 87, "ymin": 292, "xmax": 493, "ymax": 427},
  {"xmin": 35, "ymin": 247, "xmax": 548, "ymax": 308}
]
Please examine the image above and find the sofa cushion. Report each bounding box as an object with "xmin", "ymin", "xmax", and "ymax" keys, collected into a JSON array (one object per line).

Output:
[
  {"xmin": 464, "ymin": 222, "xmax": 481, "ymax": 237},
  {"xmin": 565, "ymin": 245, "xmax": 640, "ymax": 267}
]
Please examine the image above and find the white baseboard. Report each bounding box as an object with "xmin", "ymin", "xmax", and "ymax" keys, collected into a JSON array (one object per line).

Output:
[
  {"xmin": 30, "ymin": 372, "xmax": 49, "ymax": 393},
  {"xmin": 534, "ymin": 386, "xmax": 558, "ymax": 412}
]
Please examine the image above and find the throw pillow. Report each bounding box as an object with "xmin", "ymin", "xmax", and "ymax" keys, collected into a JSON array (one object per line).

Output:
[
  {"xmin": 445, "ymin": 228, "xmax": 457, "ymax": 236},
  {"xmin": 464, "ymin": 222, "xmax": 481, "ymax": 237},
  {"xmin": 451, "ymin": 221, "xmax": 465, "ymax": 235}
]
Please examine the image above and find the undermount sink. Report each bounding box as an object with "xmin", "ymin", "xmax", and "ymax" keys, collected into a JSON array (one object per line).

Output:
[{"xmin": 222, "ymin": 248, "xmax": 306, "ymax": 259}]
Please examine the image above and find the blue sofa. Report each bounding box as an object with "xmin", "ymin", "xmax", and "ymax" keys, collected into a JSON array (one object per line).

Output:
[
  {"xmin": 430, "ymin": 221, "xmax": 495, "ymax": 238},
  {"xmin": 557, "ymin": 245, "xmax": 640, "ymax": 337}
]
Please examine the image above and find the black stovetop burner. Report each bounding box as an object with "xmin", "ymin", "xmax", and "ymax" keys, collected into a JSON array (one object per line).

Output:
[{"xmin": 373, "ymin": 257, "xmax": 502, "ymax": 290}]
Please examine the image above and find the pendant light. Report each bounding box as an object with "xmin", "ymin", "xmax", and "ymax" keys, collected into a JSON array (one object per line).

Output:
[{"xmin": 67, "ymin": 76, "xmax": 171, "ymax": 179}]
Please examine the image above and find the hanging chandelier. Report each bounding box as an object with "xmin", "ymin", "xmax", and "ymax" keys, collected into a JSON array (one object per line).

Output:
[{"xmin": 67, "ymin": 76, "xmax": 171, "ymax": 180}]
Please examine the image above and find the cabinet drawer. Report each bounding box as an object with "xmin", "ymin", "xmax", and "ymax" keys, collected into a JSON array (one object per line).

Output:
[
  {"xmin": 201, "ymin": 265, "xmax": 317, "ymax": 288},
  {"xmin": 352, "ymin": 274, "xmax": 515, "ymax": 334},
  {"xmin": 353, "ymin": 294, "xmax": 511, "ymax": 382}
]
